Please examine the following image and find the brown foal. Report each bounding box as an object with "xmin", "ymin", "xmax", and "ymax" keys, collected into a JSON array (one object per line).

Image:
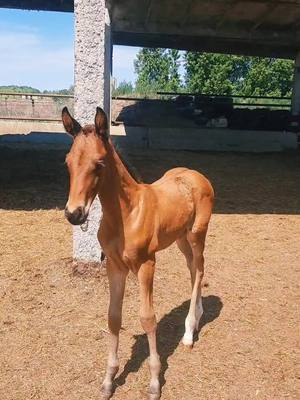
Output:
[{"xmin": 62, "ymin": 107, "xmax": 214, "ymax": 399}]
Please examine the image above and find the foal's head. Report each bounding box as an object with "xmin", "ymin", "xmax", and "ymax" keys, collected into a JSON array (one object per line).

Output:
[{"xmin": 62, "ymin": 107, "xmax": 108, "ymax": 225}]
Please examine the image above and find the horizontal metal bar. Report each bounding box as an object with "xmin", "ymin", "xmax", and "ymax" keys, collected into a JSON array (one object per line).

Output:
[
  {"xmin": 157, "ymin": 91, "xmax": 292, "ymax": 101},
  {"xmin": 112, "ymin": 96, "xmax": 290, "ymax": 108},
  {"xmin": 0, "ymin": 92, "xmax": 73, "ymax": 99},
  {"xmin": 112, "ymin": 96, "xmax": 151, "ymax": 101},
  {"xmin": 0, "ymin": 116, "xmax": 62, "ymax": 122},
  {"xmin": 233, "ymin": 103, "xmax": 290, "ymax": 108},
  {"xmin": 2, "ymin": 93, "xmax": 290, "ymax": 102}
]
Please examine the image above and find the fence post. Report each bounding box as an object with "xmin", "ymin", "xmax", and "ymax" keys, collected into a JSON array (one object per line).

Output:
[{"xmin": 291, "ymin": 52, "xmax": 300, "ymax": 116}]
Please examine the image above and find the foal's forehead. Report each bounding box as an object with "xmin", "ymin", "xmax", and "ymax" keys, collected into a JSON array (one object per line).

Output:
[
  {"xmin": 82, "ymin": 124, "xmax": 96, "ymax": 135},
  {"xmin": 68, "ymin": 128, "xmax": 105, "ymax": 159}
]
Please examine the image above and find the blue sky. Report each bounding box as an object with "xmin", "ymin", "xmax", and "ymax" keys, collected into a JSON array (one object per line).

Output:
[{"xmin": 0, "ymin": 9, "xmax": 139, "ymax": 91}]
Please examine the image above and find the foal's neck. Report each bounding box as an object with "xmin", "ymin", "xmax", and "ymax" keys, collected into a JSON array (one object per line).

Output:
[{"xmin": 99, "ymin": 141, "xmax": 139, "ymax": 219}]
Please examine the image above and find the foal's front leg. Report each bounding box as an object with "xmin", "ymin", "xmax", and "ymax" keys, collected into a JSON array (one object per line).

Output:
[
  {"xmin": 138, "ymin": 257, "xmax": 161, "ymax": 400},
  {"xmin": 102, "ymin": 260, "xmax": 127, "ymax": 399}
]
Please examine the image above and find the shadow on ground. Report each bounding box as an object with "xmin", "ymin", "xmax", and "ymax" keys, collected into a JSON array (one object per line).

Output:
[
  {"xmin": 113, "ymin": 295, "xmax": 223, "ymax": 395},
  {"xmin": 0, "ymin": 146, "xmax": 69, "ymax": 210},
  {"xmin": 0, "ymin": 144, "xmax": 299, "ymax": 213}
]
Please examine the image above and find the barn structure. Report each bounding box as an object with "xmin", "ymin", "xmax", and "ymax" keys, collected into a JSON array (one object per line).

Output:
[{"xmin": 1, "ymin": 0, "xmax": 300, "ymax": 263}]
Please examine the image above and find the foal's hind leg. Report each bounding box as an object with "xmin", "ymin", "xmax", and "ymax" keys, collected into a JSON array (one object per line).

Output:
[
  {"xmin": 182, "ymin": 228, "xmax": 207, "ymax": 347},
  {"xmin": 176, "ymin": 235, "xmax": 194, "ymax": 286}
]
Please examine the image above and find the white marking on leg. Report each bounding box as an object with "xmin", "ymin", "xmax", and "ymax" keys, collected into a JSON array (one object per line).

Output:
[
  {"xmin": 183, "ymin": 314, "xmax": 196, "ymax": 346},
  {"xmin": 195, "ymin": 296, "xmax": 203, "ymax": 329},
  {"xmin": 183, "ymin": 294, "xmax": 203, "ymax": 345}
]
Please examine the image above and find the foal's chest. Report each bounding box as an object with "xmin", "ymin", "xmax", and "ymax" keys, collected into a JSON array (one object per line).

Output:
[{"xmin": 99, "ymin": 223, "xmax": 152, "ymax": 269}]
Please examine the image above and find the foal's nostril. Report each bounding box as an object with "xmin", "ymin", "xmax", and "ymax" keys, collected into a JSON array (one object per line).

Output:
[
  {"xmin": 65, "ymin": 206, "xmax": 86, "ymax": 225},
  {"xmin": 76, "ymin": 206, "xmax": 84, "ymax": 219}
]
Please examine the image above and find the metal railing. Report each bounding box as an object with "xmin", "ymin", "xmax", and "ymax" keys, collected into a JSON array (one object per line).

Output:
[
  {"xmin": 157, "ymin": 91, "xmax": 292, "ymax": 109},
  {"xmin": 0, "ymin": 92, "xmax": 73, "ymax": 98},
  {"xmin": 0, "ymin": 91, "xmax": 293, "ymax": 123}
]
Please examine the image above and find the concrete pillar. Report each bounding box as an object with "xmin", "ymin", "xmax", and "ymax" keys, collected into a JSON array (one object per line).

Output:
[
  {"xmin": 291, "ymin": 52, "xmax": 300, "ymax": 116},
  {"xmin": 73, "ymin": 0, "xmax": 111, "ymax": 263}
]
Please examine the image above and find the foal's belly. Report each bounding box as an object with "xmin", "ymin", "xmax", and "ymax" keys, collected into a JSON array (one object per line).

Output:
[
  {"xmin": 151, "ymin": 184, "xmax": 195, "ymax": 251},
  {"xmin": 155, "ymin": 204, "xmax": 193, "ymax": 250},
  {"xmin": 121, "ymin": 187, "xmax": 194, "ymax": 262}
]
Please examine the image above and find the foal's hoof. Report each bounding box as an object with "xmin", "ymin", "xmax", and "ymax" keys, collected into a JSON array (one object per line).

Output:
[
  {"xmin": 101, "ymin": 385, "xmax": 112, "ymax": 400},
  {"xmin": 149, "ymin": 394, "xmax": 160, "ymax": 400},
  {"xmin": 182, "ymin": 343, "xmax": 193, "ymax": 350},
  {"xmin": 182, "ymin": 335, "xmax": 194, "ymax": 349},
  {"xmin": 148, "ymin": 384, "xmax": 160, "ymax": 400},
  {"xmin": 148, "ymin": 391, "xmax": 160, "ymax": 400},
  {"xmin": 101, "ymin": 392, "xmax": 112, "ymax": 400}
]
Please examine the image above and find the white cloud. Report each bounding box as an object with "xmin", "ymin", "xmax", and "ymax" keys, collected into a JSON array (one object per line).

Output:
[
  {"xmin": 0, "ymin": 31, "xmax": 40, "ymax": 51},
  {"xmin": 0, "ymin": 25, "xmax": 138, "ymax": 90},
  {"xmin": 0, "ymin": 27, "xmax": 73, "ymax": 90}
]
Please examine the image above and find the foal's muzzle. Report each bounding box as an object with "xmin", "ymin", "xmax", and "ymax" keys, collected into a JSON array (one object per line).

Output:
[{"xmin": 64, "ymin": 206, "xmax": 88, "ymax": 225}]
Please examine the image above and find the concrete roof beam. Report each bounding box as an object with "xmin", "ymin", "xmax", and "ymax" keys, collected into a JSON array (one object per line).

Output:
[{"xmin": 1, "ymin": 0, "xmax": 300, "ymax": 58}]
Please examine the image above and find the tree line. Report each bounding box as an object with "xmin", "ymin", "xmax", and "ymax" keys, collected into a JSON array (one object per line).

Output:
[
  {"xmin": 114, "ymin": 49, "xmax": 294, "ymax": 98},
  {"xmin": 1, "ymin": 50, "xmax": 294, "ymax": 99},
  {"xmin": 0, "ymin": 85, "xmax": 74, "ymax": 95}
]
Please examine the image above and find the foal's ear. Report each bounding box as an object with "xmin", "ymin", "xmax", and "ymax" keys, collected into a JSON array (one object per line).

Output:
[
  {"xmin": 95, "ymin": 107, "xmax": 108, "ymax": 141},
  {"xmin": 62, "ymin": 107, "xmax": 82, "ymax": 137}
]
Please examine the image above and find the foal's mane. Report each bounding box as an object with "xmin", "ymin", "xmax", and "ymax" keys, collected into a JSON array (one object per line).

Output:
[{"xmin": 114, "ymin": 145, "xmax": 142, "ymax": 183}]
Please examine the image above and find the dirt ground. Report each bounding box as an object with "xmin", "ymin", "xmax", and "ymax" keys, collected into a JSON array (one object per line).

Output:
[{"xmin": 0, "ymin": 146, "xmax": 299, "ymax": 400}]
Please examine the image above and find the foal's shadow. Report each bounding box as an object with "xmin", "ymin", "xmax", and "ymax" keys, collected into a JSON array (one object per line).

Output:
[{"xmin": 114, "ymin": 295, "xmax": 223, "ymax": 393}]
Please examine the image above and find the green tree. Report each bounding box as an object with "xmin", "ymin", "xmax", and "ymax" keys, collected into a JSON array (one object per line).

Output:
[
  {"xmin": 134, "ymin": 48, "xmax": 181, "ymax": 94},
  {"xmin": 167, "ymin": 49, "xmax": 181, "ymax": 91},
  {"xmin": 0, "ymin": 85, "xmax": 40, "ymax": 94},
  {"xmin": 0, "ymin": 85, "xmax": 75, "ymax": 95},
  {"xmin": 43, "ymin": 85, "xmax": 74, "ymax": 95},
  {"xmin": 184, "ymin": 52, "xmax": 237, "ymax": 95},
  {"xmin": 184, "ymin": 52, "xmax": 293, "ymax": 97},
  {"xmin": 113, "ymin": 80, "xmax": 134, "ymax": 96},
  {"xmin": 238, "ymin": 58, "xmax": 293, "ymax": 97}
]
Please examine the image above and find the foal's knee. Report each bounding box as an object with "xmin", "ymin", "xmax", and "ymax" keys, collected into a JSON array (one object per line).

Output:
[
  {"xmin": 140, "ymin": 314, "xmax": 157, "ymax": 334},
  {"xmin": 108, "ymin": 310, "xmax": 122, "ymax": 335}
]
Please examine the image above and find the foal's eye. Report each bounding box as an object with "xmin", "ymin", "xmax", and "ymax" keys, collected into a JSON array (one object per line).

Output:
[{"xmin": 95, "ymin": 160, "xmax": 105, "ymax": 170}]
